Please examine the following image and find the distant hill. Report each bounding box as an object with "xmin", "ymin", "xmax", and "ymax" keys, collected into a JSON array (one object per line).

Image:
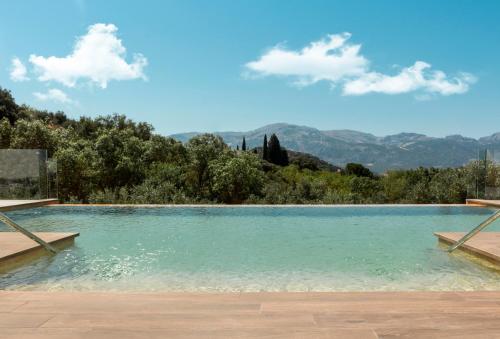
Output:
[{"xmin": 171, "ymin": 123, "xmax": 500, "ymax": 172}]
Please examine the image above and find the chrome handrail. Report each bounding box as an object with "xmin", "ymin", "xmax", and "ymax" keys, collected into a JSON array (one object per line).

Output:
[
  {"xmin": 0, "ymin": 211, "xmax": 58, "ymax": 254},
  {"xmin": 448, "ymin": 209, "xmax": 500, "ymax": 252}
]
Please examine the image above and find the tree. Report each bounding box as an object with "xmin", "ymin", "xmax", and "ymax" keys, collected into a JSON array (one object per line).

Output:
[
  {"xmin": 280, "ymin": 148, "xmax": 289, "ymax": 166},
  {"xmin": 382, "ymin": 170, "xmax": 408, "ymax": 202},
  {"xmin": 345, "ymin": 163, "xmax": 374, "ymax": 178},
  {"xmin": 55, "ymin": 140, "xmax": 98, "ymax": 202},
  {"xmin": 0, "ymin": 118, "xmax": 12, "ymax": 148},
  {"xmin": 209, "ymin": 152, "xmax": 264, "ymax": 203},
  {"xmin": 0, "ymin": 87, "xmax": 20, "ymax": 124},
  {"xmin": 128, "ymin": 163, "xmax": 189, "ymax": 204},
  {"xmin": 10, "ymin": 119, "xmax": 59, "ymax": 156},
  {"xmin": 186, "ymin": 134, "xmax": 228, "ymax": 198},
  {"xmin": 143, "ymin": 135, "xmax": 187, "ymax": 165},
  {"xmin": 242, "ymin": 136, "xmax": 247, "ymax": 151},
  {"xmin": 268, "ymin": 134, "xmax": 280, "ymax": 164},
  {"xmin": 262, "ymin": 134, "xmax": 268, "ymax": 160},
  {"xmin": 267, "ymin": 133, "xmax": 288, "ymax": 166},
  {"xmin": 399, "ymin": 167, "xmax": 433, "ymax": 203},
  {"xmin": 350, "ymin": 176, "xmax": 384, "ymax": 203},
  {"xmin": 429, "ymin": 168, "xmax": 467, "ymax": 203},
  {"xmin": 94, "ymin": 128, "xmax": 146, "ymax": 191}
]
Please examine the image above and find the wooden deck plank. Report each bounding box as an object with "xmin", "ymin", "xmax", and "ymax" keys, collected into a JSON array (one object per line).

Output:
[
  {"xmin": 2, "ymin": 291, "xmax": 500, "ymax": 338},
  {"xmin": 0, "ymin": 313, "xmax": 54, "ymax": 328},
  {"xmin": 41, "ymin": 313, "xmax": 317, "ymax": 330},
  {"xmin": 0, "ymin": 327, "xmax": 378, "ymax": 339}
]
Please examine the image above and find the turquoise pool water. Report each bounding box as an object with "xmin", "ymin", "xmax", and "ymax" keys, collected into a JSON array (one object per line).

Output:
[{"xmin": 1, "ymin": 206, "xmax": 500, "ymax": 292}]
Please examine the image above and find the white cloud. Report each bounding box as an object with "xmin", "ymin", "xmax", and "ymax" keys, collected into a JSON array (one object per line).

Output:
[
  {"xmin": 33, "ymin": 89, "xmax": 74, "ymax": 104},
  {"xmin": 29, "ymin": 23, "xmax": 147, "ymax": 88},
  {"xmin": 343, "ymin": 61, "xmax": 476, "ymax": 96},
  {"xmin": 245, "ymin": 33, "xmax": 368, "ymax": 87},
  {"xmin": 10, "ymin": 57, "xmax": 29, "ymax": 82},
  {"xmin": 245, "ymin": 33, "xmax": 476, "ymax": 96}
]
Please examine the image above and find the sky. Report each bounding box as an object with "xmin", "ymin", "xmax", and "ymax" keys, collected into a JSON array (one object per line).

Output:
[{"xmin": 0, "ymin": 0, "xmax": 499, "ymax": 138}]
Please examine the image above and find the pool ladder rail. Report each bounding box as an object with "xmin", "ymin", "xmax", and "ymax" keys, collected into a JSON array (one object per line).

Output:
[
  {"xmin": 448, "ymin": 209, "xmax": 500, "ymax": 252},
  {"xmin": 0, "ymin": 211, "xmax": 58, "ymax": 254}
]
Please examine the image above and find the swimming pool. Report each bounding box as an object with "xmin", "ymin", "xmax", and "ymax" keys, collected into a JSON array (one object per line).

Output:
[{"xmin": 1, "ymin": 206, "xmax": 499, "ymax": 292}]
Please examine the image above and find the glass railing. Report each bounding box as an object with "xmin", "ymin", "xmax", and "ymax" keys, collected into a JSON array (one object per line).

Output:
[{"xmin": 0, "ymin": 149, "xmax": 57, "ymax": 200}]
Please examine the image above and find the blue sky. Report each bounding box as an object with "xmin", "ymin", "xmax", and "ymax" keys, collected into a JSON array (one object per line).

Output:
[{"xmin": 0, "ymin": 0, "xmax": 499, "ymax": 137}]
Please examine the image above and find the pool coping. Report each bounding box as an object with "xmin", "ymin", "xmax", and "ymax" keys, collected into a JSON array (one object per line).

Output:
[
  {"xmin": 47, "ymin": 203, "xmax": 475, "ymax": 208},
  {"xmin": 0, "ymin": 199, "xmax": 59, "ymax": 212},
  {"xmin": 466, "ymin": 199, "xmax": 500, "ymax": 208}
]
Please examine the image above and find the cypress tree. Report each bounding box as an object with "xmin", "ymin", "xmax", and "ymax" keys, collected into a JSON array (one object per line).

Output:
[
  {"xmin": 280, "ymin": 148, "xmax": 289, "ymax": 166},
  {"xmin": 236, "ymin": 145, "xmax": 239, "ymax": 151},
  {"xmin": 268, "ymin": 134, "xmax": 282, "ymax": 165},
  {"xmin": 262, "ymin": 134, "xmax": 268, "ymax": 160},
  {"xmin": 242, "ymin": 137, "xmax": 247, "ymax": 151}
]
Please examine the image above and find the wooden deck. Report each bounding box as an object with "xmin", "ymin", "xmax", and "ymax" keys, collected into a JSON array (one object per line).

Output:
[
  {"xmin": 2, "ymin": 291, "xmax": 500, "ymax": 338},
  {"xmin": 0, "ymin": 232, "xmax": 79, "ymax": 271},
  {"xmin": 435, "ymin": 232, "xmax": 500, "ymax": 264},
  {"xmin": 0, "ymin": 199, "xmax": 58, "ymax": 212},
  {"xmin": 466, "ymin": 199, "xmax": 500, "ymax": 208}
]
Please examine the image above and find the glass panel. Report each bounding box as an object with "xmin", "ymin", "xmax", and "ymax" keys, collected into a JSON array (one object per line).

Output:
[
  {"xmin": 0, "ymin": 149, "xmax": 57, "ymax": 199},
  {"xmin": 485, "ymin": 148, "xmax": 500, "ymax": 199}
]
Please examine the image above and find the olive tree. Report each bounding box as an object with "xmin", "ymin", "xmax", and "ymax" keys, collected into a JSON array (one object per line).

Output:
[{"xmin": 209, "ymin": 152, "xmax": 264, "ymax": 203}]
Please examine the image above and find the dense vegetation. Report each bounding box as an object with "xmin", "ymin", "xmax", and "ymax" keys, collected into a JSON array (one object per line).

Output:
[{"xmin": 0, "ymin": 87, "xmax": 497, "ymax": 204}]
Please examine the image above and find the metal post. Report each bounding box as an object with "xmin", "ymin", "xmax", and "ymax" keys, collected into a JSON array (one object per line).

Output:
[{"xmin": 484, "ymin": 149, "xmax": 488, "ymax": 199}]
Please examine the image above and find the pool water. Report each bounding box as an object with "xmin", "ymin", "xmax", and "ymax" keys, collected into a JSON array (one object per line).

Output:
[{"xmin": 1, "ymin": 206, "xmax": 500, "ymax": 292}]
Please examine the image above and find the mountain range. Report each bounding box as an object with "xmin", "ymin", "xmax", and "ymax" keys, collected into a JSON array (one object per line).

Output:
[{"xmin": 171, "ymin": 123, "xmax": 500, "ymax": 172}]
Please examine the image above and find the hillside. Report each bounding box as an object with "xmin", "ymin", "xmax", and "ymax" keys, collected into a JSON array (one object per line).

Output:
[{"xmin": 171, "ymin": 123, "xmax": 500, "ymax": 172}]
